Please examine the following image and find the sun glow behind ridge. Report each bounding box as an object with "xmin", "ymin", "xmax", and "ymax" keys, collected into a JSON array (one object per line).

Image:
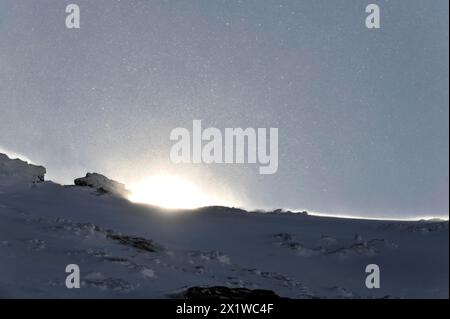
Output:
[{"xmin": 128, "ymin": 175, "xmax": 230, "ymax": 209}]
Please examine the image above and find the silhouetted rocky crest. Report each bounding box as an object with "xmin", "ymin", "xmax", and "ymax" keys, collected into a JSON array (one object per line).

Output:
[
  {"xmin": 0, "ymin": 153, "xmax": 46, "ymax": 184},
  {"xmin": 74, "ymin": 172, "xmax": 130, "ymax": 197}
]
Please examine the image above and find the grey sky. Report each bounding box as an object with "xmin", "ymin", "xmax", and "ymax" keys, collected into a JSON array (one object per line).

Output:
[{"xmin": 0, "ymin": 0, "xmax": 448, "ymax": 218}]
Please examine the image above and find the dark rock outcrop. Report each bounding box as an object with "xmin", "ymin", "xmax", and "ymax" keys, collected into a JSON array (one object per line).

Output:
[
  {"xmin": 106, "ymin": 233, "xmax": 164, "ymax": 253},
  {"xmin": 179, "ymin": 286, "xmax": 282, "ymax": 299},
  {"xmin": 74, "ymin": 172, "xmax": 130, "ymax": 197}
]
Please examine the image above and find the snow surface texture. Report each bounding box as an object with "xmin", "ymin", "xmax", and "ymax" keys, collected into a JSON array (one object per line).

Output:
[{"xmin": 0, "ymin": 153, "xmax": 448, "ymax": 298}]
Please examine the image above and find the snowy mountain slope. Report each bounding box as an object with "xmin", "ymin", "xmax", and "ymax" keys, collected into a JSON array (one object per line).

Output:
[{"xmin": 0, "ymin": 153, "xmax": 448, "ymax": 298}]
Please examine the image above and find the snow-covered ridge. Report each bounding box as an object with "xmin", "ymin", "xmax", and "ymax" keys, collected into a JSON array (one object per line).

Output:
[
  {"xmin": 0, "ymin": 152, "xmax": 448, "ymax": 298},
  {"xmin": 0, "ymin": 153, "xmax": 129, "ymax": 198},
  {"xmin": 0, "ymin": 153, "xmax": 46, "ymax": 184}
]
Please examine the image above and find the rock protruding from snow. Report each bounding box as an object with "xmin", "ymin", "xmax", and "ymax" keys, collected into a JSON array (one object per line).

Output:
[
  {"xmin": 106, "ymin": 233, "xmax": 164, "ymax": 253},
  {"xmin": 74, "ymin": 173, "xmax": 130, "ymax": 197},
  {"xmin": 179, "ymin": 286, "xmax": 282, "ymax": 299},
  {"xmin": 0, "ymin": 153, "xmax": 46, "ymax": 184},
  {"xmin": 271, "ymin": 208, "xmax": 309, "ymax": 215}
]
